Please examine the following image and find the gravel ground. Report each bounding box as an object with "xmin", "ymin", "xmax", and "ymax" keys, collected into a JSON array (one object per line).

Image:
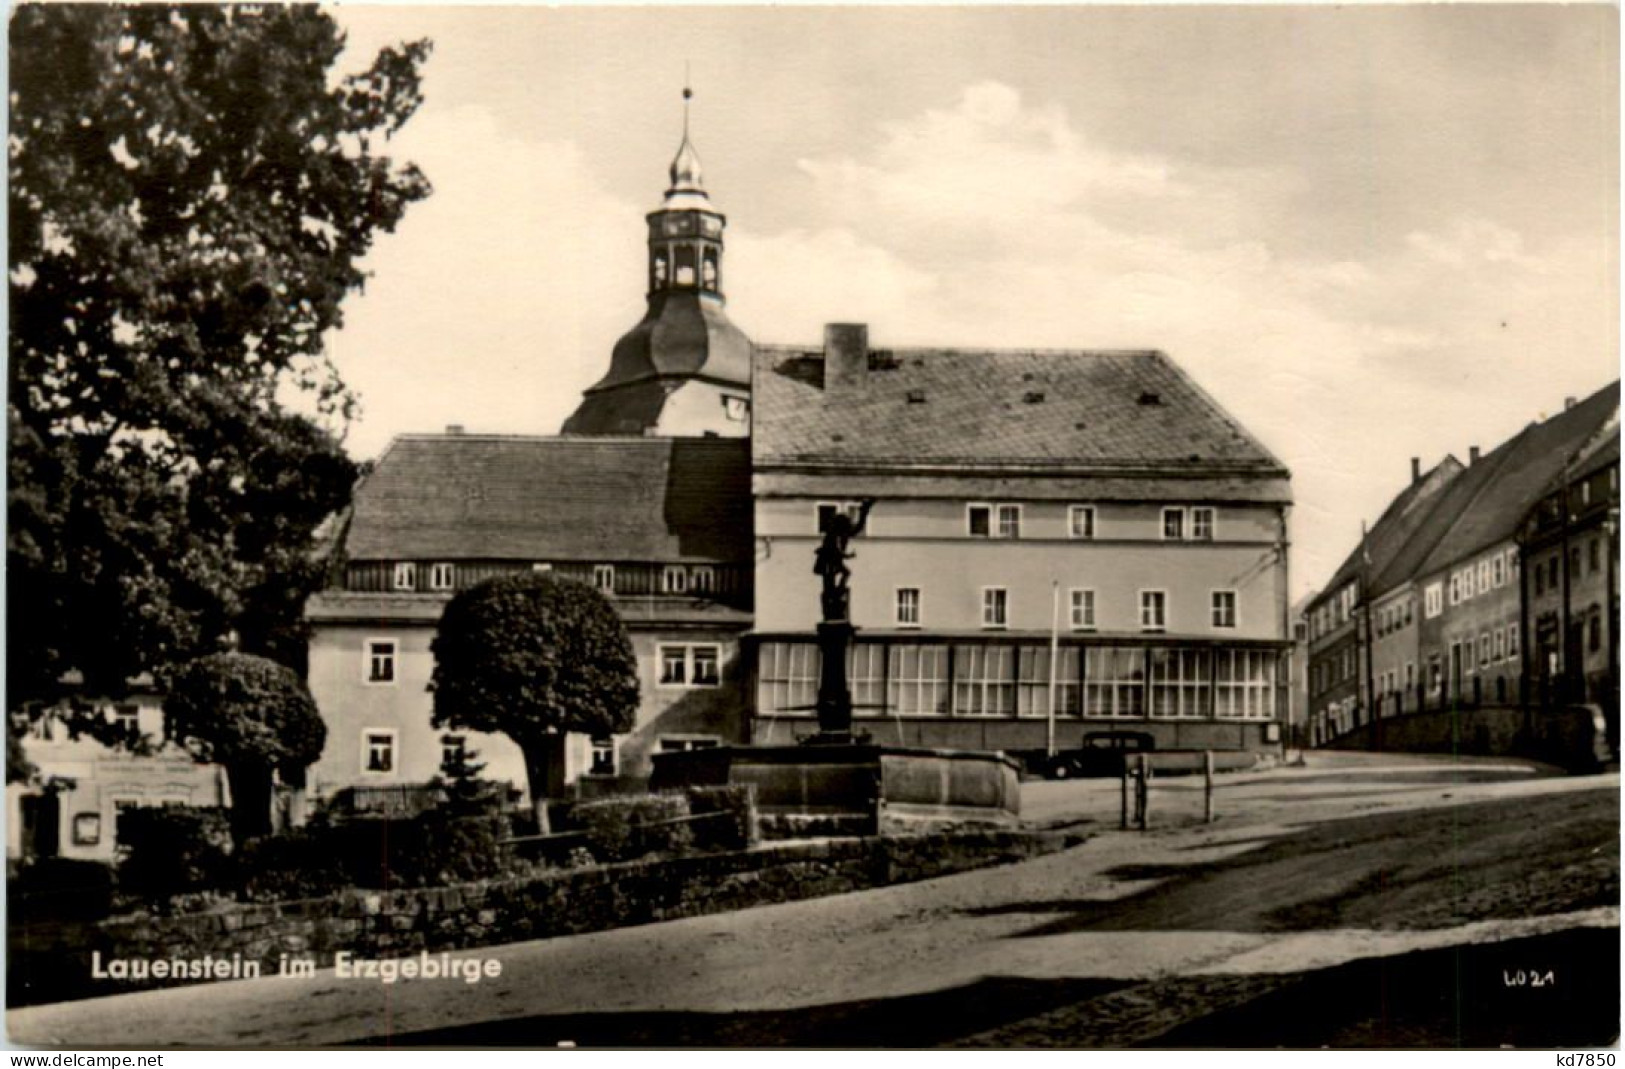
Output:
[{"xmin": 7, "ymin": 753, "xmax": 1617, "ymax": 1049}]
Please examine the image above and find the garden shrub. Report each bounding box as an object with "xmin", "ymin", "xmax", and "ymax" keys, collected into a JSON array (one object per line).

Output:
[
  {"xmin": 573, "ymin": 793, "xmax": 692, "ymax": 863},
  {"xmin": 329, "ymin": 811, "xmax": 512, "ymax": 889},
  {"xmin": 10, "ymin": 857, "xmax": 115, "ymax": 922},
  {"xmin": 236, "ymin": 828, "xmax": 350, "ymax": 901},
  {"xmin": 684, "ymin": 785, "xmax": 756, "ymax": 851},
  {"xmin": 116, "ymin": 806, "xmax": 232, "ymax": 903}
]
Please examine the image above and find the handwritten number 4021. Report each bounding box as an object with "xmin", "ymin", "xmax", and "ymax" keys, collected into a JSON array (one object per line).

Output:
[{"xmin": 1503, "ymin": 969, "xmax": 1556, "ymax": 987}]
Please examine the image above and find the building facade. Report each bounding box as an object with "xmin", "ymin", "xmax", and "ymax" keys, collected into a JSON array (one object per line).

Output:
[
  {"xmin": 1308, "ymin": 384, "xmax": 1619, "ymax": 748},
  {"xmin": 5, "ymin": 685, "xmax": 225, "ymax": 863},
  {"xmin": 304, "ymin": 436, "xmax": 753, "ymax": 800},
  {"xmin": 749, "ymin": 324, "xmax": 1294, "ymax": 755}
]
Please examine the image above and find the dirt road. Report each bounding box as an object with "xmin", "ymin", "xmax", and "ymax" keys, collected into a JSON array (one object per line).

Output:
[{"xmin": 8, "ymin": 754, "xmax": 1618, "ymax": 1048}]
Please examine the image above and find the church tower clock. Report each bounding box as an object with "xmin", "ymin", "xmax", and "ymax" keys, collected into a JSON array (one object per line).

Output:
[{"xmin": 562, "ymin": 87, "xmax": 753, "ymax": 437}]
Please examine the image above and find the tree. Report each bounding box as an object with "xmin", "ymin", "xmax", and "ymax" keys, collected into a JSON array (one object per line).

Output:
[
  {"xmin": 7, "ymin": 5, "xmax": 431, "ymax": 756},
  {"xmin": 162, "ymin": 652, "xmax": 326, "ymax": 846},
  {"xmin": 431, "ymin": 574, "xmax": 640, "ymax": 832}
]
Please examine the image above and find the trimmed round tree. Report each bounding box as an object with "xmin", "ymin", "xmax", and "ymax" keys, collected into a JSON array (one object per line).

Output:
[
  {"xmin": 163, "ymin": 653, "xmax": 327, "ymax": 846},
  {"xmin": 431, "ymin": 573, "xmax": 639, "ymax": 832}
]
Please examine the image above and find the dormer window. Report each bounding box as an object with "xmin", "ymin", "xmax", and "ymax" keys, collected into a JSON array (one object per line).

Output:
[
  {"xmin": 428, "ymin": 563, "xmax": 455, "ymax": 591},
  {"xmin": 723, "ymin": 395, "xmax": 749, "ymax": 422},
  {"xmin": 662, "ymin": 565, "xmax": 689, "ymax": 595},
  {"xmin": 691, "ymin": 566, "xmax": 715, "ymax": 594},
  {"xmin": 393, "ymin": 562, "xmax": 417, "ymax": 591},
  {"xmin": 593, "ymin": 564, "xmax": 615, "ymax": 595}
]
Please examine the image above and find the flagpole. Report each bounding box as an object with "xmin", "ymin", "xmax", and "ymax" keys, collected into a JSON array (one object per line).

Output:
[{"xmin": 1047, "ymin": 580, "xmax": 1060, "ymax": 758}]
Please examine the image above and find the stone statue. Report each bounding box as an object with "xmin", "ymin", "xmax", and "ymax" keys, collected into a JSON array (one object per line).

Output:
[{"xmin": 813, "ymin": 500, "xmax": 875, "ymax": 623}]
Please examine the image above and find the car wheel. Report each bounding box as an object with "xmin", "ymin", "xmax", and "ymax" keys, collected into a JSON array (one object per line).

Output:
[{"xmin": 1050, "ymin": 761, "xmax": 1072, "ymax": 780}]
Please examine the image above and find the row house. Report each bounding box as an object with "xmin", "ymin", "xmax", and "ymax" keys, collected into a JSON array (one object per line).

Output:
[
  {"xmin": 1307, "ymin": 383, "xmax": 1619, "ymax": 747},
  {"xmin": 750, "ymin": 325, "xmax": 1294, "ymax": 756},
  {"xmin": 1518, "ymin": 412, "xmax": 1619, "ymax": 716},
  {"xmin": 1306, "ymin": 456, "xmax": 1461, "ymax": 745}
]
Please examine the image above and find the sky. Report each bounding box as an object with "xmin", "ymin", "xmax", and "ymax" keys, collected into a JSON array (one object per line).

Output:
[{"xmin": 325, "ymin": 4, "xmax": 1619, "ymax": 601}]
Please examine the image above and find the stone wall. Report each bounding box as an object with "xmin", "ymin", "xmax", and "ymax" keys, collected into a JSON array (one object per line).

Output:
[
  {"xmin": 10, "ymin": 829, "xmax": 1076, "ymax": 1008},
  {"xmin": 1325, "ymin": 704, "xmax": 1610, "ymax": 771}
]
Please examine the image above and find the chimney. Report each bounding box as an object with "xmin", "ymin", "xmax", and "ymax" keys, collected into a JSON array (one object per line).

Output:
[
  {"xmin": 824, "ymin": 323, "xmax": 868, "ymax": 393},
  {"xmin": 1469, "ymin": 445, "xmax": 1480, "ymax": 464},
  {"xmin": 1565, "ymin": 396, "xmax": 1578, "ymax": 410},
  {"xmin": 446, "ymin": 424, "xmax": 465, "ymax": 435},
  {"xmin": 1410, "ymin": 457, "xmax": 1421, "ymax": 484}
]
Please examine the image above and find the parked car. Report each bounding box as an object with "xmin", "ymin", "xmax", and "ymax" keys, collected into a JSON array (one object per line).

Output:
[{"xmin": 1042, "ymin": 730, "xmax": 1156, "ymax": 779}]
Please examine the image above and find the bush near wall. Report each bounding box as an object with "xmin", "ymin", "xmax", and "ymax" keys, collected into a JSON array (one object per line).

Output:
[
  {"xmin": 10, "ymin": 828, "xmax": 1080, "ymax": 1007},
  {"xmin": 115, "ymin": 807, "xmax": 234, "ymax": 904}
]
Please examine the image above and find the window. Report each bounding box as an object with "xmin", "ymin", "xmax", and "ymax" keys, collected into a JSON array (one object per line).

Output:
[
  {"xmin": 1211, "ymin": 590, "xmax": 1237, "ymax": 629},
  {"xmin": 758, "ymin": 643, "xmax": 819, "ymax": 714},
  {"xmin": 996, "ymin": 504, "xmax": 1022, "ymax": 539},
  {"xmin": 1477, "ymin": 561, "xmax": 1492, "ymax": 594},
  {"xmin": 1492, "ymin": 555, "xmax": 1506, "ymax": 588},
  {"xmin": 112, "ymin": 704, "xmax": 140, "ymax": 739},
  {"xmin": 1535, "ymin": 564, "xmax": 1546, "ymax": 596},
  {"xmin": 1479, "ymin": 632, "xmax": 1491, "ymax": 669},
  {"xmin": 843, "ymin": 644, "xmax": 885, "ymax": 715},
  {"xmin": 1405, "ymin": 662, "xmax": 1416, "ymax": 689},
  {"xmin": 1589, "ymin": 613, "xmax": 1602, "ymax": 653},
  {"xmin": 1069, "ymin": 588, "xmax": 1096, "ymax": 630},
  {"xmin": 440, "ymin": 735, "xmax": 467, "ymax": 771},
  {"xmin": 1140, "ymin": 590, "xmax": 1167, "ymax": 631},
  {"xmin": 429, "ymin": 563, "xmax": 455, "ymax": 591},
  {"xmin": 692, "ymin": 646, "xmax": 720, "ymax": 686},
  {"xmin": 1150, "ymin": 648, "xmax": 1210, "ymax": 718},
  {"xmin": 887, "ymin": 645, "xmax": 949, "ymax": 716},
  {"xmin": 589, "ymin": 737, "xmax": 616, "ymax": 777},
  {"xmin": 363, "ymin": 730, "xmax": 396, "ymax": 775},
  {"xmin": 981, "ymin": 587, "xmax": 1008, "ymax": 628},
  {"xmin": 662, "ymin": 565, "xmax": 688, "ymax": 594},
  {"xmin": 1507, "ymin": 624, "xmax": 1520, "ymax": 660},
  {"xmin": 366, "ymin": 640, "xmax": 396, "ymax": 684},
  {"xmin": 896, "ymin": 587, "xmax": 921, "ymax": 627},
  {"xmin": 1017, "ymin": 646, "xmax": 1082, "ymax": 718},
  {"xmin": 1068, "ymin": 506, "xmax": 1097, "ymax": 539},
  {"xmin": 533, "ymin": 562, "xmax": 553, "ymax": 573},
  {"xmin": 393, "ymin": 562, "xmax": 417, "ymax": 591},
  {"xmin": 1191, "ymin": 507, "xmax": 1215, "ymax": 541},
  {"xmin": 1571, "ymin": 546, "xmax": 1583, "ymax": 577},
  {"xmin": 967, "ymin": 504, "xmax": 991, "ymax": 537},
  {"xmin": 1086, "ymin": 647, "xmax": 1145, "ymax": 718},
  {"xmin": 593, "ymin": 564, "xmax": 615, "ymax": 594},
  {"xmin": 1547, "ymin": 557, "xmax": 1559, "ymax": 590},
  {"xmin": 659, "ymin": 644, "xmax": 720, "ymax": 687},
  {"xmin": 1493, "ymin": 629, "xmax": 1506, "ymax": 662},
  {"xmin": 1404, "ymin": 600, "xmax": 1414, "ymax": 627},
  {"xmin": 1590, "ymin": 539, "xmax": 1601, "ymax": 574},
  {"xmin": 952, "ymin": 644, "xmax": 1015, "ymax": 716},
  {"xmin": 1162, "ymin": 508, "xmax": 1186, "ymax": 541},
  {"xmin": 660, "ymin": 646, "xmax": 687, "ymax": 686},
  {"xmin": 691, "ymin": 566, "xmax": 715, "ymax": 594},
  {"xmin": 1213, "ymin": 651, "xmax": 1275, "ymax": 720},
  {"xmin": 1424, "ymin": 583, "xmax": 1443, "ymax": 618},
  {"xmin": 111, "ymin": 797, "xmax": 143, "ymax": 842},
  {"xmin": 722, "ymin": 394, "xmax": 749, "ymax": 423}
]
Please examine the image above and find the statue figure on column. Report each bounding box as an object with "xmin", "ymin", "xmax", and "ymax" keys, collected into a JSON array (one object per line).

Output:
[{"xmin": 813, "ymin": 500, "xmax": 875, "ymax": 623}]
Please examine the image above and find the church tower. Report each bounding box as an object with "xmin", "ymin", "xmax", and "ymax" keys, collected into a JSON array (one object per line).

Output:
[{"xmin": 562, "ymin": 87, "xmax": 753, "ymax": 437}]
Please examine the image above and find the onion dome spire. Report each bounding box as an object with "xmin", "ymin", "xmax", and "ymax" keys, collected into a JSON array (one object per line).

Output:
[{"xmin": 668, "ymin": 82, "xmax": 705, "ymax": 194}]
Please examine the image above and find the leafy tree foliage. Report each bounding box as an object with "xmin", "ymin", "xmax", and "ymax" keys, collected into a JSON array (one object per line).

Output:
[
  {"xmin": 431, "ymin": 574, "xmax": 639, "ymax": 830},
  {"xmin": 7, "ymin": 5, "xmax": 431, "ymax": 760},
  {"xmin": 162, "ymin": 652, "xmax": 326, "ymax": 845}
]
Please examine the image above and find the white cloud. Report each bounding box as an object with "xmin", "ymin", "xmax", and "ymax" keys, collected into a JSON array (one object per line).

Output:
[{"xmin": 745, "ymin": 81, "xmax": 1617, "ymax": 595}]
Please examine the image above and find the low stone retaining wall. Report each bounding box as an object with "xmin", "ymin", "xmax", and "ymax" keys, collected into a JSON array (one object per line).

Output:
[
  {"xmin": 10, "ymin": 828, "xmax": 1078, "ymax": 1008},
  {"xmin": 1325, "ymin": 704, "xmax": 1611, "ymax": 771}
]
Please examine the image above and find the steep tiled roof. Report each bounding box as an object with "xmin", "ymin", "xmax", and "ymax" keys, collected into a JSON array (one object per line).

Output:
[
  {"xmin": 1317, "ymin": 456, "xmax": 1464, "ymax": 600},
  {"xmin": 344, "ymin": 435, "xmax": 751, "ymax": 564},
  {"xmin": 752, "ymin": 345, "xmax": 1287, "ymax": 475},
  {"xmin": 1411, "ymin": 382, "xmax": 1619, "ymax": 578}
]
